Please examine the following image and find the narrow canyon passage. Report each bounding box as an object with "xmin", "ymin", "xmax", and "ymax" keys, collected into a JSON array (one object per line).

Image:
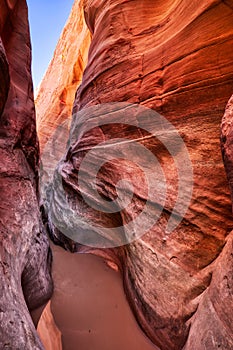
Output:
[
  {"xmin": 38, "ymin": 243, "xmax": 157, "ymax": 350},
  {"xmin": 1, "ymin": 0, "xmax": 233, "ymax": 349},
  {"xmin": 35, "ymin": 0, "xmax": 233, "ymax": 349}
]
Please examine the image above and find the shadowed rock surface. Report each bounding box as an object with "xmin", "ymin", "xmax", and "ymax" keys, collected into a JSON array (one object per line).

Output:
[
  {"xmin": 37, "ymin": 0, "xmax": 233, "ymax": 349},
  {"xmin": 0, "ymin": 1, "xmax": 53, "ymax": 348}
]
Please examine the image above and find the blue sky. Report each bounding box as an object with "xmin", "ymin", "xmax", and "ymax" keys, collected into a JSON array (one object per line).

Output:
[{"xmin": 27, "ymin": 0, "xmax": 74, "ymax": 89}]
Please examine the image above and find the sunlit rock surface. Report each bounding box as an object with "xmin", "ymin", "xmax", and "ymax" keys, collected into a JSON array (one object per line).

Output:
[
  {"xmin": 36, "ymin": 0, "xmax": 91, "ymax": 153},
  {"xmin": 37, "ymin": 301, "xmax": 62, "ymax": 350},
  {"xmin": 37, "ymin": 0, "xmax": 233, "ymax": 349},
  {"xmin": 0, "ymin": 1, "xmax": 52, "ymax": 348}
]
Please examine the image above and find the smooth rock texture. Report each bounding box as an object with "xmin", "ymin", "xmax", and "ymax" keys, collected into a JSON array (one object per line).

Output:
[
  {"xmin": 37, "ymin": 1, "xmax": 233, "ymax": 349},
  {"xmin": 0, "ymin": 1, "xmax": 53, "ymax": 348},
  {"xmin": 50, "ymin": 243, "xmax": 158, "ymax": 350},
  {"xmin": 37, "ymin": 301, "xmax": 62, "ymax": 350},
  {"xmin": 36, "ymin": 0, "xmax": 91, "ymax": 153}
]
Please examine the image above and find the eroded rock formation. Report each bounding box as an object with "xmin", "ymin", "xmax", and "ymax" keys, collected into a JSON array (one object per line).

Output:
[
  {"xmin": 36, "ymin": 0, "xmax": 91, "ymax": 153},
  {"xmin": 37, "ymin": 0, "xmax": 233, "ymax": 349},
  {"xmin": 0, "ymin": 1, "xmax": 52, "ymax": 348}
]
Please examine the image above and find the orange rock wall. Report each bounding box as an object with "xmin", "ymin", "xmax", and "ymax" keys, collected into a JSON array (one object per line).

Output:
[
  {"xmin": 37, "ymin": 302, "xmax": 62, "ymax": 350},
  {"xmin": 36, "ymin": 0, "xmax": 91, "ymax": 152},
  {"xmin": 37, "ymin": 1, "xmax": 233, "ymax": 349}
]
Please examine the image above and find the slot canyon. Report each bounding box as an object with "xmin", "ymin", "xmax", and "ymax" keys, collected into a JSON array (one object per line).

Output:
[{"xmin": 0, "ymin": 0, "xmax": 233, "ymax": 349}]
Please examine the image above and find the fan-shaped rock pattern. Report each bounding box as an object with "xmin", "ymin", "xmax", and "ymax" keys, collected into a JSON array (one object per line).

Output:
[{"xmin": 38, "ymin": 0, "xmax": 233, "ymax": 349}]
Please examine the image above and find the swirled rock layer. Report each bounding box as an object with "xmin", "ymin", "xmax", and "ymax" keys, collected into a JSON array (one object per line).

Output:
[{"xmin": 38, "ymin": 0, "xmax": 233, "ymax": 349}]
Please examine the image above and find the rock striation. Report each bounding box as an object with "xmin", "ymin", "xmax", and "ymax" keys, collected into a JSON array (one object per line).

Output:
[
  {"xmin": 37, "ymin": 0, "xmax": 233, "ymax": 349},
  {"xmin": 0, "ymin": 1, "xmax": 53, "ymax": 348},
  {"xmin": 36, "ymin": 0, "xmax": 91, "ymax": 153}
]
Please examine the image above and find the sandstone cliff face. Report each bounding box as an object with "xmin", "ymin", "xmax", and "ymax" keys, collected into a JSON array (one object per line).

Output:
[
  {"xmin": 0, "ymin": 1, "xmax": 52, "ymax": 348},
  {"xmin": 36, "ymin": 0, "xmax": 91, "ymax": 153},
  {"xmin": 37, "ymin": 0, "xmax": 233, "ymax": 349}
]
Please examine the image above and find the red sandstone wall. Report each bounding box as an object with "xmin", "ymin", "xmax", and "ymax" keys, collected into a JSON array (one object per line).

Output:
[
  {"xmin": 36, "ymin": 1, "xmax": 233, "ymax": 349},
  {"xmin": 0, "ymin": 1, "xmax": 52, "ymax": 348}
]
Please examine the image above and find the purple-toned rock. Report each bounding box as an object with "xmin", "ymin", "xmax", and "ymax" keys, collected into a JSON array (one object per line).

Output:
[{"xmin": 0, "ymin": 1, "xmax": 52, "ymax": 348}]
